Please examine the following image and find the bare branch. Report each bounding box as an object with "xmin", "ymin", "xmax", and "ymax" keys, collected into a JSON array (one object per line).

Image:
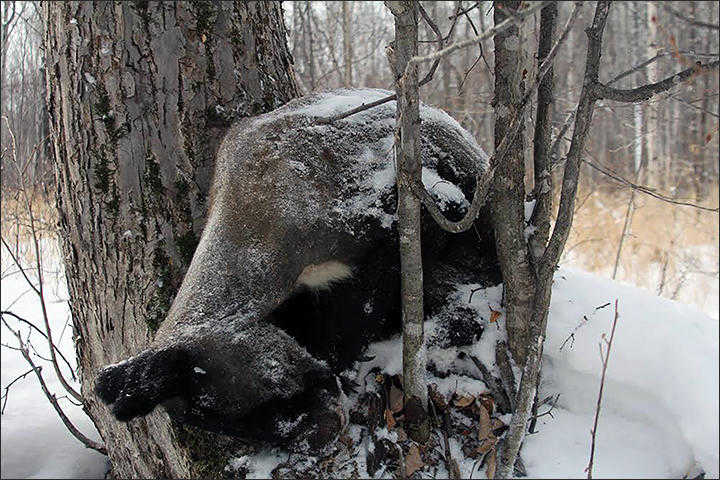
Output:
[
  {"xmin": 1, "ymin": 310, "xmax": 77, "ymax": 380},
  {"xmin": 448, "ymin": 2, "xmax": 481, "ymax": 20},
  {"xmin": 4, "ymin": 116, "xmax": 83, "ymax": 403},
  {"xmin": 660, "ymin": 4, "xmax": 720, "ymax": 31},
  {"xmin": 595, "ymin": 60, "xmax": 720, "ymax": 104},
  {"xmin": 1, "ymin": 317, "xmax": 106, "ymax": 455},
  {"xmin": 417, "ymin": 3, "xmax": 443, "ymax": 87},
  {"xmin": 1, "ymin": 367, "xmax": 37, "ymax": 414},
  {"xmin": 319, "ymin": 1, "xmax": 549, "ymax": 124},
  {"xmin": 316, "ymin": 94, "xmax": 397, "ymax": 124},
  {"xmin": 582, "ymin": 158, "xmax": 719, "ymax": 212},
  {"xmin": 412, "ymin": 2, "xmax": 581, "ymax": 234},
  {"xmin": 404, "ymin": 1, "xmax": 550, "ymax": 79},
  {"xmin": 1, "ymin": 236, "xmax": 40, "ymax": 296}
]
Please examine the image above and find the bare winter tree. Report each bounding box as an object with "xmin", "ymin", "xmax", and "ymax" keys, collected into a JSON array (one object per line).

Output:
[
  {"xmin": 42, "ymin": 2, "xmax": 298, "ymax": 477},
  {"xmin": 385, "ymin": 0, "xmax": 430, "ymax": 444}
]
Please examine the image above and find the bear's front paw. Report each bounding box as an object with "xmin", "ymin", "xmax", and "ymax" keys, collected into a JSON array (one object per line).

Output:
[{"xmin": 95, "ymin": 346, "xmax": 189, "ymax": 421}]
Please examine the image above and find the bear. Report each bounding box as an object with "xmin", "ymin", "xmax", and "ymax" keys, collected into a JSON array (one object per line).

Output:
[{"xmin": 94, "ymin": 88, "xmax": 497, "ymax": 451}]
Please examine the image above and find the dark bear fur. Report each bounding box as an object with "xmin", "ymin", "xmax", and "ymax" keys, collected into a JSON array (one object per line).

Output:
[{"xmin": 93, "ymin": 88, "xmax": 498, "ymax": 451}]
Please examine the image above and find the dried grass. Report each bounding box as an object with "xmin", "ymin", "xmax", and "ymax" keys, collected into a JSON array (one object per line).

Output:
[{"xmin": 562, "ymin": 181, "xmax": 719, "ymax": 313}]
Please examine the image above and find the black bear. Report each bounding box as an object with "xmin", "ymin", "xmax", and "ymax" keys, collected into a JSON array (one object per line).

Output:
[{"xmin": 94, "ymin": 88, "xmax": 496, "ymax": 451}]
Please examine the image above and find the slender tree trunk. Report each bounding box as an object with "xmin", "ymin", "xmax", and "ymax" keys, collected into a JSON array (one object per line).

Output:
[
  {"xmin": 490, "ymin": 0, "xmax": 536, "ymax": 364},
  {"xmin": 306, "ymin": 1, "xmax": 317, "ymax": 91},
  {"xmin": 342, "ymin": 1, "xmax": 353, "ymax": 87},
  {"xmin": 497, "ymin": 3, "xmax": 611, "ymax": 476},
  {"xmin": 42, "ymin": 2, "xmax": 298, "ymax": 477},
  {"xmin": 385, "ymin": 0, "xmax": 429, "ymax": 444},
  {"xmin": 646, "ymin": 1, "xmax": 661, "ymax": 185}
]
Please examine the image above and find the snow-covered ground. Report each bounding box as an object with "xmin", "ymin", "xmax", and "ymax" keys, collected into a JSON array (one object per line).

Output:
[
  {"xmin": 1, "ymin": 245, "xmax": 717, "ymax": 478},
  {"xmin": 1, "ymin": 247, "xmax": 108, "ymax": 479}
]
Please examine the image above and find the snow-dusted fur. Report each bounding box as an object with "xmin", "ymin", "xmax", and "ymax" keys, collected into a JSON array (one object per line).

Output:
[{"xmin": 94, "ymin": 88, "xmax": 494, "ymax": 452}]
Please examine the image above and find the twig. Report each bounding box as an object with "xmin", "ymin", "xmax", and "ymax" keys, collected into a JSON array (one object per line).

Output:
[
  {"xmin": 586, "ymin": 299, "xmax": 620, "ymax": 479},
  {"xmin": 316, "ymin": 94, "xmax": 397, "ymax": 124},
  {"xmin": 660, "ymin": 4, "xmax": 720, "ymax": 31},
  {"xmin": 448, "ymin": 2, "xmax": 481, "ymax": 20},
  {"xmin": 529, "ymin": 393, "xmax": 561, "ymax": 421},
  {"xmin": 1, "ymin": 317, "xmax": 107, "ymax": 455},
  {"xmin": 417, "ymin": 3, "xmax": 444, "ymax": 87},
  {"xmin": 1, "ymin": 310, "xmax": 77, "ymax": 380},
  {"xmin": 319, "ymin": 1, "xmax": 548, "ymax": 125},
  {"xmin": 1, "ymin": 237, "xmax": 40, "ymax": 296},
  {"xmin": 403, "ymin": 1, "xmax": 549, "ymax": 80},
  {"xmin": 582, "ymin": 159, "xmax": 719, "ymax": 212},
  {"xmin": 1, "ymin": 367, "xmax": 38, "ymax": 414}
]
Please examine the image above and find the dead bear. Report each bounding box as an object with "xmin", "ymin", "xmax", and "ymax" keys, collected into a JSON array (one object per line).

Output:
[{"xmin": 94, "ymin": 88, "xmax": 498, "ymax": 451}]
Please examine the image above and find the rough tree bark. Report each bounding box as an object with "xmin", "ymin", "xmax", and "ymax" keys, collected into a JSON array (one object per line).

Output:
[
  {"xmin": 490, "ymin": 0, "xmax": 536, "ymax": 364},
  {"xmin": 497, "ymin": 3, "xmax": 611, "ymax": 477},
  {"xmin": 42, "ymin": 2, "xmax": 297, "ymax": 477},
  {"xmin": 385, "ymin": 0, "xmax": 429, "ymax": 444}
]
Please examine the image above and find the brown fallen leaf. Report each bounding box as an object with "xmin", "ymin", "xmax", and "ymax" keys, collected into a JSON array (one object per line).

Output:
[
  {"xmin": 476, "ymin": 437, "xmax": 497, "ymax": 455},
  {"xmin": 477, "ymin": 403, "xmax": 492, "ymax": 440},
  {"xmin": 389, "ymin": 384, "xmax": 404, "ymax": 413},
  {"xmin": 429, "ymin": 383, "xmax": 448, "ymax": 411},
  {"xmin": 489, "ymin": 309, "xmax": 502, "ymax": 323},
  {"xmin": 486, "ymin": 448, "xmax": 497, "ymax": 479},
  {"xmin": 478, "ymin": 393, "xmax": 495, "ymax": 415},
  {"xmin": 405, "ymin": 444, "xmax": 425, "ymax": 477},
  {"xmin": 454, "ymin": 395, "xmax": 475, "ymax": 408},
  {"xmin": 384, "ymin": 408, "xmax": 396, "ymax": 430},
  {"xmin": 490, "ymin": 417, "xmax": 505, "ymax": 431}
]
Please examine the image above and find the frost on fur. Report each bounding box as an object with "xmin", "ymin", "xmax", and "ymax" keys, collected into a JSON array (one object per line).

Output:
[{"xmin": 93, "ymin": 88, "xmax": 496, "ymax": 452}]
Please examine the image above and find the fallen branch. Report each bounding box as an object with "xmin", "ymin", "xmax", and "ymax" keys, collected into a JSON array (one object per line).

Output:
[
  {"xmin": 465, "ymin": 353, "xmax": 512, "ymax": 414},
  {"xmin": 442, "ymin": 411, "xmax": 461, "ymax": 479}
]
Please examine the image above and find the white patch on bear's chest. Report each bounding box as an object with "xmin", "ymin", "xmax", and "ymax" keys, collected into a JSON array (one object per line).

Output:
[{"xmin": 295, "ymin": 261, "xmax": 353, "ymax": 290}]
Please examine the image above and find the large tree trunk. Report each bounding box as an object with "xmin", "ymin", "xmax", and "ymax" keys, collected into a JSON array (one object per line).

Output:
[{"xmin": 42, "ymin": 2, "xmax": 297, "ymax": 477}]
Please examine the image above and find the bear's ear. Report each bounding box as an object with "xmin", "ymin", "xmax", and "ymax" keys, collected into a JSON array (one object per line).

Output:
[{"xmin": 95, "ymin": 347, "xmax": 189, "ymax": 421}]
